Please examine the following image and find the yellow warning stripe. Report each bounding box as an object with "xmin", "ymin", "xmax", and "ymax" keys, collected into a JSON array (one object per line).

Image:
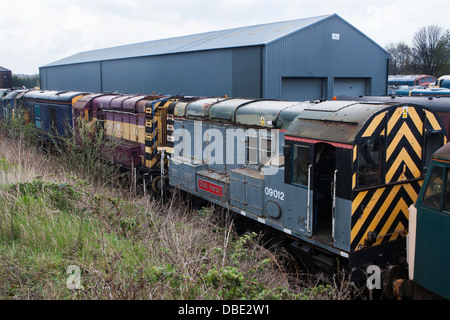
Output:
[
  {"xmin": 387, "ymin": 107, "xmax": 402, "ymax": 133},
  {"xmin": 352, "ymin": 190, "xmax": 368, "ymax": 215},
  {"xmin": 352, "ymin": 173, "xmax": 356, "ymax": 190},
  {"xmin": 351, "ymin": 185, "xmax": 410, "ymax": 249},
  {"xmin": 355, "ymin": 186, "xmax": 401, "ymax": 248},
  {"xmin": 425, "ymin": 110, "xmax": 441, "ymax": 131},
  {"xmin": 407, "ymin": 107, "xmax": 423, "ymax": 134},
  {"xmin": 403, "ymin": 180, "xmax": 420, "ymax": 201},
  {"xmin": 362, "ymin": 112, "xmax": 385, "ymax": 137},
  {"xmin": 351, "ymin": 187, "xmax": 385, "ymax": 241},
  {"xmin": 386, "ymin": 122, "xmax": 421, "ymax": 161},
  {"xmin": 386, "ymin": 148, "xmax": 421, "ymax": 182},
  {"xmin": 373, "ymin": 198, "xmax": 407, "ymax": 246},
  {"xmin": 145, "ymin": 158, "xmax": 158, "ymax": 168},
  {"xmin": 352, "ymin": 145, "xmax": 357, "ymax": 189}
]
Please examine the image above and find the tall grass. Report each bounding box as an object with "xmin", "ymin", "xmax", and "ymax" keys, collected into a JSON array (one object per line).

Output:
[
  {"xmin": 51, "ymin": 118, "xmax": 125, "ymax": 188},
  {"xmin": 0, "ymin": 119, "xmax": 362, "ymax": 300}
]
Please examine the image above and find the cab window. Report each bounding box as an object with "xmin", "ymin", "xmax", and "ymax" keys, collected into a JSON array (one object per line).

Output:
[
  {"xmin": 246, "ymin": 132, "xmax": 258, "ymax": 165},
  {"xmin": 259, "ymin": 130, "xmax": 273, "ymax": 165},
  {"xmin": 423, "ymin": 166, "xmax": 444, "ymax": 209},
  {"xmin": 292, "ymin": 144, "xmax": 311, "ymax": 186},
  {"xmin": 444, "ymin": 170, "xmax": 450, "ymax": 212},
  {"xmin": 50, "ymin": 108, "xmax": 57, "ymax": 132},
  {"xmin": 245, "ymin": 129, "xmax": 275, "ymax": 167},
  {"xmin": 423, "ymin": 133, "xmax": 443, "ymax": 173},
  {"xmin": 357, "ymin": 138, "xmax": 384, "ymax": 187}
]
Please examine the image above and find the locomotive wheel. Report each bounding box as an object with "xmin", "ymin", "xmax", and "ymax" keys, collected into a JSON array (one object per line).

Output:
[
  {"xmin": 152, "ymin": 176, "xmax": 162, "ymax": 193},
  {"xmin": 382, "ymin": 265, "xmax": 407, "ymax": 299}
]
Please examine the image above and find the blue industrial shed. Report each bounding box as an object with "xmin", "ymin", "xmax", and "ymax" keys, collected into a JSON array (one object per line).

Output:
[{"xmin": 39, "ymin": 13, "xmax": 389, "ymax": 100}]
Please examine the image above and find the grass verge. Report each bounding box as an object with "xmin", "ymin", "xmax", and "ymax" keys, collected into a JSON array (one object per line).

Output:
[{"xmin": 0, "ymin": 122, "xmax": 361, "ymax": 300}]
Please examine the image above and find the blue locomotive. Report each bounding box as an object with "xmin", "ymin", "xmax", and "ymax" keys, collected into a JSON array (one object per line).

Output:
[{"xmin": 168, "ymin": 97, "xmax": 446, "ymax": 286}]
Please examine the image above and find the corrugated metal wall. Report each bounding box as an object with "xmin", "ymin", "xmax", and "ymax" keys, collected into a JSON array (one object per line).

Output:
[
  {"xmin": 40, "ymin": 46, "xmax": 262, "ymax": 98},
  {"xmin": 263, "ymin": 15, "xmax": 388, "ymax": 100},
  {"xmin": 40, "ymin": 62, "xmax": 102, "ymax": 92},
  {"xmin": 231, "ymin": 46, "xmax": 261, "ymax": 98},
  {"xmin": 40, "ymin": 15, "xmax": 387, "ymax": 100},
  {"xmin": 102, "ymin": 50, "xmax": 233, "ymax": 96}
]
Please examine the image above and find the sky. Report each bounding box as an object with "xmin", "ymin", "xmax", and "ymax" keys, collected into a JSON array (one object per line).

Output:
[{"xmin": 1, "ymin": 0, "xmax": 450, "ymax": 75}]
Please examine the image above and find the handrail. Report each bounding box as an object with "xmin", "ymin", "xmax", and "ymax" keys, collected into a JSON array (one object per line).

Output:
[
  {"xmin": 332, "ymin": 169, "xmax": 338, "ymax": 240},
  {"xmin": 307, "ymin": 164, "xmax": 312, "ymax": 233}
]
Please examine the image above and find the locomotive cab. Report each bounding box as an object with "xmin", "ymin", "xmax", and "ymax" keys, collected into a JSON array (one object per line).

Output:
[
  {"xmin": 72, "ymin": 93, "xmax": 106, "ymax": 131},
  {"xmin": 287, "ymin": 102, "xmax": 445, "ymax": 278},
  {"xmin": 407, "ymin": 143, "xmax": 450, "ymax": 299},
  {"xmin": 1, "ymin": 89, "xmax": 31, "ymax": 123},
  {"xmin": 23, "ymin": 90, "xmax": 90, "ymax": 139}
]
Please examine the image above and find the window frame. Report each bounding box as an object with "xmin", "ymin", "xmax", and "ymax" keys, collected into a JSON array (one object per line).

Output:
[
  {"xmin": 245, "ymin": 129, "xmax": 275, "ymax": 168},
  {"xmin": 443, "ymin": 168, "xmax": 450, "ymax": 213},
  {"xmin": 423, "ymin": 132, "xmax": 443, "ymax": 174},
  {"xmin": 50, "ymin": 107, "xmax": 57, "ymax": 133},
  {"xmin": 356, "ymin": 136, "xmax": 385, "ymax": 188},
  {"xmin": 422, "ymin": 165, "xmax": 444, "ymax": 211},
  {"xmin": 259, "ymin": 129, "xmax": 273, "ymax": 166},
  {"xmin": 290, "ymin": 143, "xmax": 312, "ymax": 188},
  {"xmin": 245, "ymin": 130, "xmax": 259, "ymax": 167},
  {"xmin": 34, "ymin": 104, "xmax": 42, "ymax": 129}
]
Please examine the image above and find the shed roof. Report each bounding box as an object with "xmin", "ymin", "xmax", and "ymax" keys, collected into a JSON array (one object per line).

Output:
[
  {"xmin": 0, "ymin": 66, "xmax": 11, "ymax": 72},
  {"xmin": 42, "ymin": 14, "xmax": 337, "ymax": 68}
]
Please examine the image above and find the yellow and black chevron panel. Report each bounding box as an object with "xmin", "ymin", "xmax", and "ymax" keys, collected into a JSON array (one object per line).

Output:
[
  {"xmin": 156, "ymin": 99, "xmax": 176, "ymax": 167},
  {"xmin": 351, "ymin": 105, "xmax": 444, "ymax": 252},
  {"xmin": 385, "ymin": 106, "xmax": 424, "ymax": 183},
  {"xmin": 145, "ymin": 102, "xmax": 159, "ymax": 169},
  {"xmin": 424, "ymin": 109, "xmax": 442, "ymax": 133},
  {"xmin": 351, "ymin": 180, "xmax": 422, "ymax": 251},
  {"xmin": 144, "ymin": 98, "xmax": 179, "ymax": 170},
  {"xmin": 360, "ymin": 110, "xmax": 386, "ymax": 139}
]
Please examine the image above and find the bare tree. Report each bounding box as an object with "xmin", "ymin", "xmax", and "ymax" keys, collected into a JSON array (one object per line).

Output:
[
  {"xmin": 411, "ymin": 25, "xmax": 450, "ymax": 76},
  {"xmin": 440, "ymin": 30, "xmax": 450, "ymax": 75},
  {"xmin": 386, "ymin": 42, "xmax": 413, "ymax": 74}
]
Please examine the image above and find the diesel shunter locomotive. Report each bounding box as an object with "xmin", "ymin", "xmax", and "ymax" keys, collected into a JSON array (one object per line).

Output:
[{"xmin": 168, "ymin": 98, "xmax": 446, "ymax": 281}]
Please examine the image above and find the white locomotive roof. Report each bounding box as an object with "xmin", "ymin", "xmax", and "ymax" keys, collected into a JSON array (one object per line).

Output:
[{"xmin": 285, "ymin": 101, "xmax": 397, "ymax": 144}]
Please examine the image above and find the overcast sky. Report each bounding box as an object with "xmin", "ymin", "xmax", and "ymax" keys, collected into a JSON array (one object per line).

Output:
[{"xmin": 2, "ymin": 0, "xmax": 450, "ymax": 74}]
